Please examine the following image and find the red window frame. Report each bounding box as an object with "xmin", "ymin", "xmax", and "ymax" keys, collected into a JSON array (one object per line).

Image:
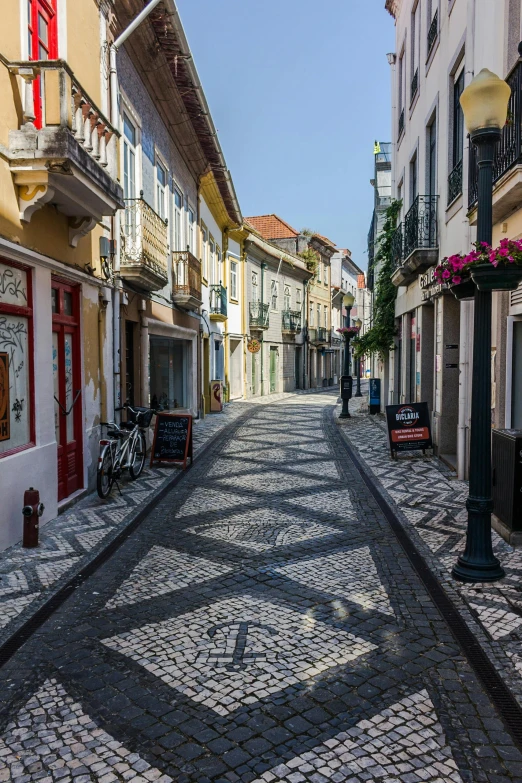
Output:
[
  {"xmin": 0, "ymin": 258, "xmax": 35, "ymax": 458},
  {"xmin": 28, "ymin": 0, "xmax": 58, "ymax": 128}
]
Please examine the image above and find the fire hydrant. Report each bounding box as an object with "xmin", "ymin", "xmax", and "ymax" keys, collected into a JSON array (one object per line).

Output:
[{"xmin": 22, "ymin": 488, "xmax": 44, "ymax": 548}]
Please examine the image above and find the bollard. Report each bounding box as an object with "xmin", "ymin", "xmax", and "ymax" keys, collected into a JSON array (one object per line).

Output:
[{"xmin": 22, "ymin": 487, "xmax": 44, "ymax": 548}]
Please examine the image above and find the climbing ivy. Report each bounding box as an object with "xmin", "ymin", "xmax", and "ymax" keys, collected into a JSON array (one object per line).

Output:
[
  {"xmin": 354, "ymin": 199, "xmax": 402, "ymax": 361},
  {"xmin": 298, "ymin": 246, "xmax": 320, "ymax": 277}
]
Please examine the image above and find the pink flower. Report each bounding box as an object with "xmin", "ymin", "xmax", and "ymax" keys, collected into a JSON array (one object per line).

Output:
[
  {"xmin": 498, "ymin": 248, "xmax": 509, "ymax": 257},
  {"xmin": 489, "ymin": 251, "xmax": 497, "ymax": 263},
  {"xmin": 442, "ymin": 269, "xmax": 451, "ymax": 279},
  {"xmin": 452, "ymin": 275, "xmax": 462, "ymax": 285}
]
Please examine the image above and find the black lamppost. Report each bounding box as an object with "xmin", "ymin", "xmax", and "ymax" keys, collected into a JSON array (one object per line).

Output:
[
  {"xmin": 354, "ymin": 318, "xmax": 363, "ymax": 397},
  {"xmin": 452, "ymin": 69, "xmax": 511, "ymax": 583},
  {"xmin": 339, "ymin": 293, "xmax": 355, "ymax": 419}
]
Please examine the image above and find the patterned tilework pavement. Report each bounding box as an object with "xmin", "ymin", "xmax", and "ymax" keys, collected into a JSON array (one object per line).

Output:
[
  {"xmin": 105, "ymin": 548, "xmax": 234, "ymax": 609},
  {"xmin": 102, "ymin": 595, "xmax": 377, "ymax": 716},
  {"xmin": 0, "ymin": 678, "xmax": 173, "ymax": 782},
  {"xmin": 338, "ymin": 395, "xmax": 522, "ymax": 712},
  {"xmin": 0, "ymin": 390, "xmax": 521, "ymax": 782},
  {"xmin": 272, "ymin": 548, "xmax": 395, "ymax": 616},
  {"xmin": 252, "ymin": 690, "xmax": 462, "ymax": 783}
]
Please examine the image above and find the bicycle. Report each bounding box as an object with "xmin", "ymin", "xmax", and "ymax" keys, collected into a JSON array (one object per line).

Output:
[{"xmin": 97, "ymin": 403, "xmax": 156, "ymax": 499}]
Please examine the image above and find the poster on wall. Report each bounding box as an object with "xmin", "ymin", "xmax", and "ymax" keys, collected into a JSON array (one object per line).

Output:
[
  {"xmin": 0, "ymin": 352, "xmax": 9, "ymax": 441},
  {"xmin": 385, "ymin": 402, "xmax": 433, "ymax": 458}
]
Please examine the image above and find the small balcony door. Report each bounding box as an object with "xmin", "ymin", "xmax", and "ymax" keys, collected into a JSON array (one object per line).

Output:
[
  {"xmin": 28, "ymin": 0, "xmax": 58, "ymax": 128},
  {"xmin": 52, "ymin": 279, "xmax": 83, "ymax": 501}
]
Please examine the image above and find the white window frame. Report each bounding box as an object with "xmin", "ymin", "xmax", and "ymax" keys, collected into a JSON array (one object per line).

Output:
[
  {"xmin": 209, "ymin": 236, "xmax": 216, "ymax": 284},
  {"xmin": 155, "ymin": 151, "xmax": 168, "ymax": 222},
  {"xmin": 120, "ymin": 94, "xmax": 142, "ymax": 201},
  {"xmin": 216, "ymin": 244, "xmax": 222, "ymax": 285},
  {"xmin": 201, "ymin": 222, "xmax": 209, "ymax": 281},
  {"xmin": 230, "ymin": 259, "xmax": 238, "ymax": 300},
  {"xmin": 173, "ymin": 187, "xmax": 184, "ymax": 252},
  {"xmin": 252, "ymin": 271, "xmax": 259, "ymax": 302},
  {"xmin": 309, "ymin": 302, "xmax": 314, "ymax": 326},
  {"xmin": 187, "ymin": 204, "xmax": 195, "ymax": 254},
  {"xmin": 270, "ymin": 279, "xmax": 278, "ymax": 311},
  {"xmin": 296, "ymin": 288, "xmax": 302, "ymax": 310},
  {"xmin": 284, "ymin": 285, "xmax": 291, "ymax": 311}
]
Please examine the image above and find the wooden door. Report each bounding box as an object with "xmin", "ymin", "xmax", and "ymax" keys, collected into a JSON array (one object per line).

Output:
[{"xmin": 52, "ymin": 279, "xmax": 83, "ymax": 501}]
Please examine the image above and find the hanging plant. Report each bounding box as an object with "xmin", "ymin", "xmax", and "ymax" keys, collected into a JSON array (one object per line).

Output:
[
  {"xmin": 434, "ymin": 239, "xmax": 522, "ymax": 292},
  {"xmin": 354, "ymin": 199, "xmax": 401, "ymax": 360},
  {"xmin": 337, "ymin": 326, "xmax": 360, "ymax": 335}
]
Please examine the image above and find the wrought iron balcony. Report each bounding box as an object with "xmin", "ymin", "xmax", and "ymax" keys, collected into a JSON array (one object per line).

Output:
[
  {"xmin": 210, "ymin": 284, "xmax": 227, "ymax": 321},
  {"xmin": 410, "ymin": 69, "xmax": 419, "ymax": 104},
  {"xmin": 391, "ymin": 224, "xmax": 404, "ymax": 270},
  {"xmin": 468, "ymin": 59, "xmax": 522, "ymax": 219},
  {"xmin": 282, "ymin": 310, "xmax": 301, "ymax": 333},
  {"xmin": 398, "ymin": 108, "xmax": 405, "ymax": 139},
  {"xmin": 121, "ymin": 198, "xmax": 169, "ymax": 292},
  {"xmin": 331, "ymin": 328, "xmax": 342, "ymax": 346},
  {"xmin": 249, "ymin": 301, "xmax": 269, "ymax": 329},
  {"xmin": 427, "ymin": 10, "xmax": 438, "ymax": 56},
  {"xmin": 172, "ymin": 248, "xmax": 202, "ymax": 309},
  {"xmin": 310, "ymin": 327, "xmax": 329, "ymax": 344},
  {"xmin": 7, "ymin": 60, "xmax": 123, "ymax": 241},
  {"xmin": 392, "ymin": 196, "xmax": 439, "ymax": 286},
  {"xmin": 448, "ymin": 160, "xmax": 463, "ymax": 206}
]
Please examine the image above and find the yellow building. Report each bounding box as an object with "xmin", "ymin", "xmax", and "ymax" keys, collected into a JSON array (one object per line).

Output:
[{"xmin": 0, "ymin": 0, "xmax": 123, "ymax": 549}]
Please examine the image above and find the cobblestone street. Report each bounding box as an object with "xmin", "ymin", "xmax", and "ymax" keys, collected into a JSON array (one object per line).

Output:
[{"xmin": 1, "ymin": 393, "xmax": 522, "ymax": 782}]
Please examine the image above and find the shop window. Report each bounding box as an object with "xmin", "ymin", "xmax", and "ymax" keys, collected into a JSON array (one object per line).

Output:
[
  {"xmin": 0, "ymin": 260, "xmax": 34, "ymax": 456},
  {"xmin": 149, "ymin": 336, "xmax": 187, "ymax": 410}
]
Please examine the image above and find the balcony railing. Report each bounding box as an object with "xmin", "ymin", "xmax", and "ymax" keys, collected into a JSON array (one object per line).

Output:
[
  {"xmin": 410, "ymin": 69, "xmax": 419, "ymax": 104},
  {"xmin": 331, "ymin": 328, "xmax": 342, "ymax": 346},
  {"xmin": 210, "ymin": 284, "xmax": 227, "ymax": 319},
  {"xmin": 121, "ymin": 197, "xmax": 169, "ymax": 291},
  {"xmin": 172, "ymin": 247, "xmax": 202, "ymax": 306},
  {"xmin": 403, "ymin": 195, "xmax": 438, "ymax": 260},
  {"xmin": 427, "ymin": 10, "xmax": 438, "ymax": 56},
  {"xmin": 282, "ymin": 310, "xmax": 301, "ymax": 332},
  {"xmin": 310, "ymin": 327, "xmax": 329, "ymax": 344},
  {"xmin": 398, "ymin": 108, "xmax": 405, "ymax": 139},
  {"xmin": 448, "ymin": 160, "xmax": 463, "ymax": 205},
  {"xmin": 468, "ymin": 59, "xmax": 522, "ymax": 208},
  {"xmin": 249, "ymin": 301, "xmax": 269, "ymax": 329},
  {"xmin": 391, "ymin": 223, "xmax": 404, "ymax": 269}
]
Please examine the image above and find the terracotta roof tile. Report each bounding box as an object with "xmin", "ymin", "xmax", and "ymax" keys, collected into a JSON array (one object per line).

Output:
[
  {"xmin": 245, "ymin": 214, "xmax": 299, "ymax": 240},
  {"xmin": 313, "ymin": 233, "xmax": 337, "ymax": 248}
]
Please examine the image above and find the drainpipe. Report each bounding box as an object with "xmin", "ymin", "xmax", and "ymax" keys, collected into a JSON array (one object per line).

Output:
[
  {"xmin": 260, "ymin": 262, "xmax": 267, "ymax": 396},
  {"xmin": 108, "ymin": 0, "xmax": 163, "ymax": 418},
  {"xmin": 140, "ymin": 314, "xmax": 149, "ymax": 406}
]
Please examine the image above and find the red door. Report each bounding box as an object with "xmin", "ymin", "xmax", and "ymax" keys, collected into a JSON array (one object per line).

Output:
[
  {"xmin": 28, "ymin": 0, "xmax": 58, "ymax": 128},
  {"xmin": 52, "ymin": 279, "xmax": 83, "ymax": 501}
]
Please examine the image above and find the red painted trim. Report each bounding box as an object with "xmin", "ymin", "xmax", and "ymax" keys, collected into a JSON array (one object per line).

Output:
[
  {"xmin": 30, "ymin": 0, "xmax": 58, "ymax": 128},
  {"xmin": 0, "ymin": 257, "xmax": 35, "ymax": 460}
]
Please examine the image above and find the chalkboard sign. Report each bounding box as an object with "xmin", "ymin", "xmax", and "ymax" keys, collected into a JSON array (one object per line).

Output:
[{"xmin": 150, "ymin": 414, "xmax": 193, "ymax": 469}]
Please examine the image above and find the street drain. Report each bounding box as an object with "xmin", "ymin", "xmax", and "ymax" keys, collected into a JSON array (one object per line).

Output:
[{"xmin": 332, "ymin": 410, "xmax": 522, "ymax": 751}]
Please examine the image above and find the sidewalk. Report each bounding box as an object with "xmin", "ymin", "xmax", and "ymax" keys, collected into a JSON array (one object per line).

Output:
[{"xmin": 336, "ymin": 393, "xmax": 522, "ymax": 712}]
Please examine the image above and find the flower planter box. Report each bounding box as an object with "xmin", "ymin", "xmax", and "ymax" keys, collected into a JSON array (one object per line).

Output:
[
  {"xmin": 450, "ymin": 279, "xmax": 475, "ymax": 301},
  {"xmin": 470, "ymin": 263, "xmax": 522, "ymax": 292}
]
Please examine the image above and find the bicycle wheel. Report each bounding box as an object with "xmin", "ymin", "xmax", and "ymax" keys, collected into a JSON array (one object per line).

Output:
[
  {"xmin": 129, "ymin": 431, "xmax": 146, "ymax": 479},
  {"xmin": 97, "ymin": 447, "xmax": 114, "ymax": 498}
]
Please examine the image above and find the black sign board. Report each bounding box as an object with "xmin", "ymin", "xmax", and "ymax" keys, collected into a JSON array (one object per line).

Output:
[
  {"xmin": 150, "ymin": 413, "xmax": 193, "ymax": 469},
  {"xmin": 340, "ymin": 375, "xmax": 353, "ymax": 400},
  {"xmin": 369, "ymin": 378, "xmax": 381, "ymax": 415},
  {"xmin": 385, "ymin": 402, "xmax": 432, "ymax": 457}
]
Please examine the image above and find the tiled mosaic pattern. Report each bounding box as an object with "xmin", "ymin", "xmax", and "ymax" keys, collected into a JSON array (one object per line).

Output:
[
  {"xmin": 273, "ymin": 547, "xmax": 395, "ymax": 616},
  {"xmin": 252, "ymin": 690, "xmax": 462, "ymax": 783},
  {"xmin": 102, "ymin": 595, "xmax": 377, "ymax": 715},
  {"xmin": 0, "ymin": 678, "xmax": 173, "ymax": 782},
  {"xmin": 340, "ymin": 397, "xmax": 522, "ymax": 708},
  {"xmin": 105, "ymin": 547, "xmax": 233, "ymax": 608},
  {"xmin": 0, "ymin": 402, "xmax": 251, "ymax": 644},
  {"xmin": 187, "ymin": 513, "xmax": 341, "ymax": 552}
]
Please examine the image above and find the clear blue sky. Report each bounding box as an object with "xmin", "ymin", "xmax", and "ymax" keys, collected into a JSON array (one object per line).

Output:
[{"xmin": 176, "ymin": 0, "xmax": 394, "ymax": 269}]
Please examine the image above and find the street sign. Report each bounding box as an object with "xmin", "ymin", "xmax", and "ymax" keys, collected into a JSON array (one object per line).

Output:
[
  {"xmin": 385, "ymin": 402, "xmax": 432, "ymax": 458},
  {"xmin": 369, "ymin": 378, "xmax": 381, "ymax": 415},
  {"xmin": 340, "ymin": 375, "xmax": 352, "ymax": 400}
]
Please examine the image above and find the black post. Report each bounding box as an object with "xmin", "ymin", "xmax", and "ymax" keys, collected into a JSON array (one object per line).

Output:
[
  {"xmin": 339, "ymin": 305, "xmax": 352, "ymax": 418},
  {"xmin": 452, "ymin": 127, "xmax": 505, "ymax": 583},
  {"xmin": 355, "ymin": 356, "xmax": 362, "ymax": 397}
]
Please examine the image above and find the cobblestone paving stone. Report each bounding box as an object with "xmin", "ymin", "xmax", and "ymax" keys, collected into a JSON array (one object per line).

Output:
[
  {"xmin": 0, "ymin": 391, "xmax": 521, "ymax": 782},
  {"xmin": 337, "ymin": 392, "xmax": 522, "ymax": 713}
]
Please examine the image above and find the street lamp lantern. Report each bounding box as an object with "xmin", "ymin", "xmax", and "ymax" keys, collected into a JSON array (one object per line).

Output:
[
  {"xmin": 452, "ymin": 68, "xmax": 510, "ymax": 584},
  {"xmin": 343, "ymin": 293, "xmax": 355, "ymax": 308},
  {"xmin": 460, "ymin": 69, "xmax": 511, "ymax": 133}
]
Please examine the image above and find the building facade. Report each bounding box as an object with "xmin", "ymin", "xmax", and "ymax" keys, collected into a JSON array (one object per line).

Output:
[{"xmin": 385, "ymin": 0, "xmax": 522, "ymax": 479}]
